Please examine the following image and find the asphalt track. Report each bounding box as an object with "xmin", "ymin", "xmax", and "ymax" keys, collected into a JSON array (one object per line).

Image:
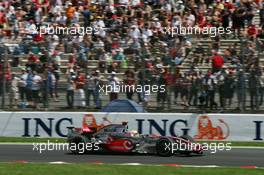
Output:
[{"xmin": 0, "ymin": 144, "xmax": 264, "ymax": 167}]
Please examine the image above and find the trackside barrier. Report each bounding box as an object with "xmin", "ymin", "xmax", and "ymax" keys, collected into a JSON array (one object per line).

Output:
[{"xmin": 0, "ymin": 112, "xmax": 263, "ymax": 141}]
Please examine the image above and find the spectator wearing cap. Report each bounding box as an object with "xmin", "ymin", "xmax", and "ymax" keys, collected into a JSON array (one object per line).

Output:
[
  {"xmin": 66, "ymin": 69, "xmax": 76, "ymax": 108},
  {"xmin": 85, "ymin": 70, "xmax": 102, "ymax": 109},
  {"xmin": 51, "ymin": 52, "xmax": 61, "ymax": 98},
  {"xmin": 108, "ymin": 71, "xmax": 120, "ymax": 101},
  {"xmin": 93, "ymin": 16, "xmax": 106, "ymax": 38},
  {"xmin": 156, "ymin": 69, "xmax": 167, "ymax": 109},
  {"xmin": 66, "ymin": 3, "xmax": 75, "ymax": 25},
  {"xmin": 136, "ymin": 64, "xmax": 152, "ymax": 104},
  {"xmin": 97, "ymin": 48, "xmax": 108, "ymax": 73},
  {"xmin": 174, "ymin": 1, "xmax": 185, "ymax": 16},
  {"xmin": 244, "ymin": 1, "xmax": 255, "ymax": 26},
  {"xmin": 202, "ymin": 70, "xmax": 217, "ymax": 110},
  {"xmin": 222, "ymin": 4, "xmax": 231, "ymax": 35},
  {"xmin": 85, "ymin": 72, "xmax": 97, "ymax": 108},
  {"xmin": 232, "ymin": 5, "xmax": 246, "ymax": 37},
  {"xmin": 18, "ymin": 68, "xmax": 28, "ymax": 103},
  {"xmin": 112, "ymin": 48, "xmax": 125, "ymax": 69},
  {"xmin": 193, "ymin": 43, "xmax": 205, "ymax": 65},
  {"xmin": 217, "ymin": 68, "xmax": 227, "ymax": 109},
  {"xmin": 42, "ymin": 67, "xmax": 57, "ymax": 109},
  {"xmin": 94, "ymin": 70, "xmax": 104, "ymax": 109},
  {"xmin": 81, "ymin": 6, "xmax": 91, "ymax": 29},
  {"xmin": 184, "ymin": 10, "xmax": 195, "ymax": 27},
  {"xmin": 180, "ymin": 73, "xmax": 191, "ymax": 108},
  {"xmin": 24, "ymin": 67, "xmax": 33, "ymax": 106},
  {"xmin": 129, "ymin": 25, "xmax": 141, "ymax": 39},
  {"xmin": 188, "ymin": 71, "xmax": 201, "ymax": 107},
  {"xmin": 31, "ymin": 71, "xmax": 42, "ymax": 109}
]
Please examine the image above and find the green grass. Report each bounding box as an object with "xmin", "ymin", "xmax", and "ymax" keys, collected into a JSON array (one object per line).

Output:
[
  {"xmin": 0, "ymin": 137, "xmax": 264, "ymax": 147},
  {"xmin": 0, "ymin": 137, "xmax": 65, "ymax": 143},
  {"xmin": 0, "ymin": 164, "xmax": 263, "ymax": 175},
  {"xmin": 197, "ymin": 141, "xmax": 264, "ymax": 147}
]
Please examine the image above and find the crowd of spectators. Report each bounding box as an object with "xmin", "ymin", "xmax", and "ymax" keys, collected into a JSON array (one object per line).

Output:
[{"xmin": 0, "ymin": 0, "xmax": 264, "ymax": 111}]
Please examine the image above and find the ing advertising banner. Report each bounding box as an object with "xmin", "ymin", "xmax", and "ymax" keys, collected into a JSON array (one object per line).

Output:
[{"xmin": 0, "ymin": 112, "xmax": 263, "ymax": 141}]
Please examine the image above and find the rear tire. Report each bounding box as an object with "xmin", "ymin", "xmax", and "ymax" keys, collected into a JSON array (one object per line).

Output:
[
  {"xmin": 69, "ymin": 136, "xmax": 87, "ymax": 154},
  {"xmin": 156, "ymin": 138, "xmax": 174, "ymax": 157}
]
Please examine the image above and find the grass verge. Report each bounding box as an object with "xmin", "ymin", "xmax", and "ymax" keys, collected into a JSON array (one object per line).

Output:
[{"xmin": 0, "ymin": 164, "xmax": 263, "ymax": 175}]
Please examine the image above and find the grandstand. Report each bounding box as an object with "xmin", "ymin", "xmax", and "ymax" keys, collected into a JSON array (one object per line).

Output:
[{"xmin": 0, "ymin": 0, "xmax": 264, "ymax": 112}]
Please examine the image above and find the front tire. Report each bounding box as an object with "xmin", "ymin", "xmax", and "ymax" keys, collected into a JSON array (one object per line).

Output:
[{"xmin": 156, "ymin": 138, "xmax": 174, "ymax": 157}]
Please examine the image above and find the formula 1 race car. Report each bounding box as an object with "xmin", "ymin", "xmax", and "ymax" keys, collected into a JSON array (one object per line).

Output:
[{"xmin": 67, "ymin": 116, "xmax": 203, "ymax": 157}]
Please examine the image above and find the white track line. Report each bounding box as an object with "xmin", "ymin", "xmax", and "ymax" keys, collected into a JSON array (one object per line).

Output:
[
  {"xmin": 0, "ymin": 143, "xmax": 33, "ymax": 145},
  {"xmin": 231, "ymin": 146, "xmax": 264, "ymax": 149},
  {"xmin": 49, "ymin": 161, "xmax": 70, "ymax": 164},
  {"xmin": 8, "ymin": 161, "xmax": 264, "ymax": 169}
]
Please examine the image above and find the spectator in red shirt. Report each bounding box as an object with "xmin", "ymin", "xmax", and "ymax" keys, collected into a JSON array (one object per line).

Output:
[
  {"xmin": 211, "ymin": 52, "xmax": 224, "ymax": 73},
  {"xmin": 75, "ymin": 70, "xmax": 85, "ymax": 90},
  {"xmin": 33, "ymin": 34, "xmax": 44, "ymax": 42},
  {"xmin": 162, "ymin": 69, "xmax": 175, "ymax": 109},
  {"xmin": 0, "ymin": 62, "xmax": 11, "ymax": 81},
  {"xmin": 173, "ymin": 68, "xmax": 182, "ymax": 104},
  {"xmin": 0, "ymin": 9, "xmax": 6, "ymax": 28},
  {"xmin": 67, "ymin": 55, "xmax": 76, "ymax": 71},
  {"xmin": 26, "ymin": 53, "xmax": 39, "ymax": 71},
  {"xmin": 74, "ymin": 68, "xmax": 86, "ymax": 108},
  {"xmin": 0, "ymin": 62, "xmax": 11, "ymax": 96},
  {"xmin": 124, "ymin": 69, "xmax": 135, "ymax": 100},
  {"xmin": 224, "ymin": 0, "xmax": 234, "ymax": 10},
  {"xmin": 247, "ymin": 24, "xmax": 258, "ymax": 40},
  {"xmin": 197, "ymin": 12, "xmax": 207, "ymax": 28}
]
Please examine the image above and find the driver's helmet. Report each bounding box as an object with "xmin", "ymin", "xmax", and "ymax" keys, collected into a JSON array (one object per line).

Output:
[
  {"xmin": 122, "ymin": 121, "xmax": 128, "ymax": 132},
  {"xmin": 130, "ymin": 130, "xmax": 139, "ymax": 137}
]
